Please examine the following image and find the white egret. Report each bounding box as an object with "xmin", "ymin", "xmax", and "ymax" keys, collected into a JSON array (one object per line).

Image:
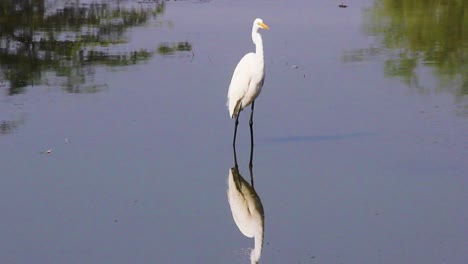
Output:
[{"xmin": 227, "ymin": 18, "xmax": 269, "ymax": 147}]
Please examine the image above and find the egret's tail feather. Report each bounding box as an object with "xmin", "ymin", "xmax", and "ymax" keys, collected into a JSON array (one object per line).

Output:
[{"xmin": 229, "ymin": 100, "xmax": 242, "ymax": 119}]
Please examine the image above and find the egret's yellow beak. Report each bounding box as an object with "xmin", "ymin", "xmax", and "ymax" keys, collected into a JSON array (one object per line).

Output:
[{"xmin": 258, "ymin": 22, "xmax": 269, "ymax": 30}]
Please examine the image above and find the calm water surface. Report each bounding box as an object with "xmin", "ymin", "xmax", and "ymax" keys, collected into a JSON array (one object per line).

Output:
[{"xmin": 1, "ymin": 0, "xmax": 467, "ymax": 263}]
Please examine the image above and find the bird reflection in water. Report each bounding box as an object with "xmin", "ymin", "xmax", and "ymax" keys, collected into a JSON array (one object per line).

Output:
[{"xmin": 227, "ymin": 143, "xmax": 265, "ymax": 263}]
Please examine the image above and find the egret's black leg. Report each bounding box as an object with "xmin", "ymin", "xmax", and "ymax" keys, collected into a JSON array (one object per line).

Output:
[
  {"xmin": 233, "ymin": 138, "xmax": 239, "ymax": 169},
  {"xmin": 249, "ymin": 101, "xmax": 255, "ymax": 168},
  {"xmin": 233, "ymin": 112, "xmax": 240, "ymax": 147},
  {"xmin": 249, "ymin": 101, "xmax": 255, "ymax": 140},
  {"xmin": 232, "ymin": 142, "xmax": 242, "ymax": 190},
  {"xmin": 249, "ymin": 150, "xmax": 254, "ymax": 188}
]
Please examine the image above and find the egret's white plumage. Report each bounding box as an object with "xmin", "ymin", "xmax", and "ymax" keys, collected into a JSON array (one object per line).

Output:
[{"xmin": 227, "ymin": 18, "xmax": 269, "ymax": 119}]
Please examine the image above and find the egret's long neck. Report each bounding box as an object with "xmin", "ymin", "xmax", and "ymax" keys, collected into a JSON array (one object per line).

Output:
[{"xmin": 252, "ymin": 31, "xmax": 264, "ymax": 58}]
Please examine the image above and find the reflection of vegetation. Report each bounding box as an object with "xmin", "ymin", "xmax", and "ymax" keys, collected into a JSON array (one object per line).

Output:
[
  {"xmin": 0, "ymin": 116, "xmax": 25, "ymax": 135},
  {"xmin": 0, "ymin": 0, "xmax": 169, "ymax": 95},
  {"xmin": 0, "ymin": 120, "xmax": 19, "ymax": 135},
  {"xmin": 158, "ymin": 42, "xmax": 192, "ymax": 55},
  {"xmin": 344, "ymin": 0, "xmax": 468, "ymax": 109}
]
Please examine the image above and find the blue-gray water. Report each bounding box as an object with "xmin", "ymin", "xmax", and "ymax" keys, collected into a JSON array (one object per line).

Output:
[{"xmin": 1, "ymin": 0, "xmax": 467, "ymax": 263}]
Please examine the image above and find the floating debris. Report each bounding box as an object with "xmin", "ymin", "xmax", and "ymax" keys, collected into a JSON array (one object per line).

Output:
[
  {"xmin": 41, "ymin": 149, "xmax": 52, "ymax": 154},
  {"xmin": 339, "ymin": 4, "xmax": 348, "ymax": 8},
  {"xmin": 291, "ymin": 65, "xmax": 299, "ymax": 69},
  {"xmin": 65, "ymin": 138, "xmax": 71, "ymax": 144}
]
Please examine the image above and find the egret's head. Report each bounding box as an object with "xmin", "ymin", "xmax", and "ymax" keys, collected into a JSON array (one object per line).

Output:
[{"xmin": 254, "ymin": 18, "xmax": 269, "ymax": 30}]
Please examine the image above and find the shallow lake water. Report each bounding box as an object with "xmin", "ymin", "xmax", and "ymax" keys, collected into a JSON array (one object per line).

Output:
[{"xmin": 1, "ymin": 0, "xmax": 467, "ymax": 263}]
